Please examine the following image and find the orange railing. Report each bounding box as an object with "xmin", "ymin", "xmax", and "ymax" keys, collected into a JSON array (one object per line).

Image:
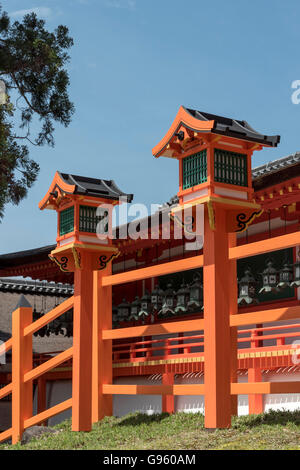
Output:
[
  {"xmin": 112, "ymin": 322, "xmax": 300, "ymax": 364},
  {"xmin": 0, "ymin": 296, "xmax": 74, "ymax": 444}
]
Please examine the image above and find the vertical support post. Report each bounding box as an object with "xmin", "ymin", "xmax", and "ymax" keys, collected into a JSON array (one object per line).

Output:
[
  {"xmin": 248, "ymin": 367, "xmax": 264, "ymax": 414},
  {"xmin": 12, "ymin": 295, "xmax": 33, "ymax": 444},
  {"xmin": 229, "ymin": 232, "xmax": 238, "ymax": 416},
  {"xmin": 37, "ymin": 377, "xmax": 47, "ymax": 426},
  {"xmin": 162, "ymin": 372, "xmax": 174, "ymax": 414},
  {"xmin": 203, "ymin": 206, "xmax": 231, "ymax": 429},
  {"xmin": 92, "ymin": 265, "xmax": 113, "ymax": 423},
  {"xmin": 72, "ymin": 253, "xmax": 93, "ymax": 431}
]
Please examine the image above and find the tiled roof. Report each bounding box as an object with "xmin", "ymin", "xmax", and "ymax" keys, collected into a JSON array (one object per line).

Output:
[
  {"xmin": 59, "ymin": 173, "xmax": 134, "ymax": 202},
  {"xmin": 185, "ymin": 107, "xmax": 280, "ymax": 147},
  {"xmin": 0, "ymin": 278, "xmax": 73, "ymax": 296},
  {"xmin": 252, "ymin": 152, "xmax": 300, "ymax": 179}
]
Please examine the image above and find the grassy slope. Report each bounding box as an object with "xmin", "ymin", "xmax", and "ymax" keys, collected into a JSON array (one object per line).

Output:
[{"xmin": 2, "ymin": 410, "xmax": 300, "ymax": 450}]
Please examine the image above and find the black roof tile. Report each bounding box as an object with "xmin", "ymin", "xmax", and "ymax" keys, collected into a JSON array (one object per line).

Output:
[
  {"xmin": 185, "ymin": 107, "xmax": 280, "ymax": 147},
  {"xmin": 59, "ymin": 173, "xmax": 134, "ymax": 202}
]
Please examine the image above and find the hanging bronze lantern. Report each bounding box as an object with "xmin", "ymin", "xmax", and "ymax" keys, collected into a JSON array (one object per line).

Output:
[
  {"xmin": 291, "ymin": 260, "xmax": 300, "ymax": 287},
  {"xmin": 117, "ymin": 299, "xmax": 131, "ymax": 322},
  {"xmin": 187, "ymin": 273, "xmax": 203, "ymax": 311},
  {"xmin": 158, "ymin": 283, "xmax": 175, "ymax": 318},
  {"xmin": 129, "ymin": 296, "xmax": 140, "ymax": 321},
  {"xmin": 112, "ymin": 304, "xmax": 119, "ymax": 328},
  {"xmin": 33, "ymin": 309, "xmax": 47, "ymax": 338},
  {"xmin": 278, "ymin": 259, "xmax": 294, "ymax": 289},
  {"xmin": 151, "ymin": 284, "xmax": 164, "ymax": 312},
  {"xmin": 138, "ymin": 290, "xmax": 151, "ymax": 322},
  {"xmin": 259, "ymin": 259, "xmax": 279, "ymax": 293},
  {"xmin": 238, "ymin": 267, "xmax": 258, "ymax": 305},
  {"xmin": 175, "ymin": 283, "xmax": 190, "ymax": 314},
  {"xmin": 60, "ymin": 308, "xmax": 73, "ymax": 337}
]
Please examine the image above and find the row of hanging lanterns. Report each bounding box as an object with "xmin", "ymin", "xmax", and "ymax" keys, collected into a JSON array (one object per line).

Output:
[
  {"xmin": 113, "ymin": 273, "xmax": 203, "ymax": 327},
  {"xmin": 238, "ymin": 257, "xmax": 300, "ymax": 306},
  {"xmin": 33, "ymin": 308, "xmax": 73, "ymax": 338}
]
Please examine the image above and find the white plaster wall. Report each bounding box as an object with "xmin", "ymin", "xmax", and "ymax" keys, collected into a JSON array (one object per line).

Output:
[
  {"xmin": 263, "ymin": 371, "xmax": 300, "ymax": 412},
  {"xmin": 33, "ymin": 380, "xmax": 72, "ymax": 426},
  {"xmin": 113, "ymin": 376, "xmax": 162, "ymax": 417},
  {"xmin": 14, "ymin": 369, "xmax": 300, "ymax": 429}
]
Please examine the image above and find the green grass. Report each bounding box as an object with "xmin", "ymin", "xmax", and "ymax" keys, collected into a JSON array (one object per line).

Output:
[{"xmin": 2, "ymin": 410, "xmax": 300, "ymax": 450}]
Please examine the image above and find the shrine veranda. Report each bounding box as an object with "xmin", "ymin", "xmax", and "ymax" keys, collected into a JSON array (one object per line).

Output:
[{"xmin": 0, "ymin": 107, "xmax": 300, "ymax": 442}]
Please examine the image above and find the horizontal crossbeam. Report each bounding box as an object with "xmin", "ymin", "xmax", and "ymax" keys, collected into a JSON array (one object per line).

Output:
[
  {"xmin": 231, "ymin": 381, "xmax": 300, "ymax": 394},
  {"xmin": 103, "ymin": 318, "xmax": 204, "ymax": 340},
  {"xmin": 229, "ymin": 232, "xmax": 300, "ymax": 260},
  {"xmin": 102, "ymin": 384, "xmax": 205, "ymax": 395},
  {"xmin": 101, "ymin": 255, "xmax": 204, "ymax": 287},
  {"xmin": 230, "ymin": 305, "xmax": 300, "ymax": 327},
  {"xmin": 103, "ymin": 382, "xmax": 300, "ymax": 396}
]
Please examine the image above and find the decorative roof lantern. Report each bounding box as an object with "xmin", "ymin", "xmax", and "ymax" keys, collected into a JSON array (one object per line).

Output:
[
  {"xmin": 39, "ymin": 172, "xmax": 133, "ymax": 272},
  {"xmin": 129, "ymin": 296, "xmax": 141, "ymax": 321},
  {"xmin": 259, "ymin": 259, "xmax": 279, "ymax": 294},
  {"xmin": 117, "ymin": 299, "xmax": 131, "ymax": 322},
  {"xmin": 152, "ymin": 107, "xmax": 280, "ymax": 233},
  {"xmin": 187, "ymin": 272, "xmax": 203, "ymax": 311},
  {"xmin": 238, "ymin": 267, "xmax": 258, "ymax": 305},
  {"xmin": 291, "ymin": 260, "xmax": 300, "ymax": 288},
  {"xmin": 158, "ymin": 283, "xmax": 176, "ymax": 317},
  {"xmin": 151, "ymin": 284, "xmax": 164, "ymax": 312},
  {"xmin": 138, "ymin": 290, "xmax": 152, "ymax": 321},
  {"xmin": 278, "ymin": 259, "xmax": 294, "ymax": 289},
  {"xmin": 175, "ymin": 282, "xmax": 190, "ymax": 314}
]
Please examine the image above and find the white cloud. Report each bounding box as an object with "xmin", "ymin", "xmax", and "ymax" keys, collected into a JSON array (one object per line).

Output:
[{"xmin": 10, "ymin": 7, "xmax": 53, "ymax": 19}]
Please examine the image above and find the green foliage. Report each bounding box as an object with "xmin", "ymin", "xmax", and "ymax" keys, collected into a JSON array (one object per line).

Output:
[
  {"xmin": 0, "ymin": 5, "xmax": 74, "ymax": 218},
  {"xmin": 2, "ymin": 410, "xmax": 300, "ymax": 450}
]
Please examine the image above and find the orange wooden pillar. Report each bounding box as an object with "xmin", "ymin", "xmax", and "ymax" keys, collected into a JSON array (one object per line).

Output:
[
  {"xmin": 229, "ymin": 233, "xmax": 238, "ymax": 416},
  {"xmin": 72, "ymin": 253, "xmax": 93, "ymax": 432},
  {"xmin": 92, "ymin": 265, "xmax": 113, "ymax": 423},
  {"xmin": 203, "ymin": 206, "xmax": 231, "ymax": 429},
  {"xmin": 248, "ymin": 367, "xmax": 264, "ymax": 414},
  {"xmin": 12, "ymin": 295, "xmax": 33, "ymax": 444},
  {"xmin": 162, "ymin": 372, "xmax": 175, "ymax": 414}
]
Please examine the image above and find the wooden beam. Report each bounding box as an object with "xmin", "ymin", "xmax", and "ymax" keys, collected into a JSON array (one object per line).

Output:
[
  {"xmin": 230, "ymin": 305, "xmax": 300, "ymax": 327},
  {"xmin": 101, "ymin": 255, "xmax": 204, "ymax": 287},
  {"xmin": 24, "ymin": 398, "xmax": 72, "ymax": 429},
  {"xmin": 0, "ymin": 383, "xmax": 12, "ymax": 401},
  {"xmin": 231, "ymin": 382, "xmax": 300, "ymax": 394},
  {"xmin": 24, "ymin": 347, "xmax": 73, "ymax": 383},
  {"xmin": 72, "ymin": 261, "xmax": 93, "ymax": 432},
  {"xmin": 0, "ymin": 428, "xmax": 12, "ymax": 444},
  {"xmin": 203, "ymin": 206, "xmax": 231, "ymax": 429},
  {"xmin": 92, "ymin": 268, "xmax": 113, "ymax": 424},
  {"xmin": 102, "ymin": 384, "xmax": 205, "ymax": 395},
  {"xmin": 229, "ymin": 232, "xmax": 300, "ymax": 260},
  {"xmin": 103, "ymin": 318, "xmax": 204, "ymax": 340},
  {"xmin": 12, "ymin": 304, "xmax": 32, "ymax": 445},
  {"xmin": 0, "ymin": 338, "xmax": 12, "ymax": 356}
]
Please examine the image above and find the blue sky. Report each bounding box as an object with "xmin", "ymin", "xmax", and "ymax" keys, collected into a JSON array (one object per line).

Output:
[{"xmin": 1, "ymin": 0, "xmax": 300, "ymax": 254}]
